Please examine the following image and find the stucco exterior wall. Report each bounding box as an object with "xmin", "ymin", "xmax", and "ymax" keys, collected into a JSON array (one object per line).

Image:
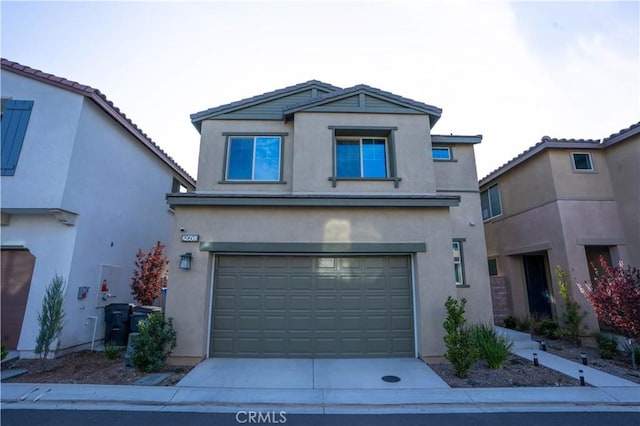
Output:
[
  {"xmin": 166, "ymin": 205, "xmax": 461, "ymax": 363},
  {"xmin": 196, "ymin": 120, "xmax": 294, "ymax": 192},
  {"xmin": 604, "ymin": 137, "xmax": 640, "ymax": 265},
  {"xmin": 2, "ymin": 70, "xmax": 193, "ymax": 356},
  {"xmin": 292, "ymin": 112, "xmax": 436, "ymax": 193},
  {"xmin": 550, "ymin": 149, "xmax": 614, "ymax": 200},
  {"xmin": 0, "ymin": 214, "xmax": 77, "ymax": 354},
  {"xmin": 0, "ymin": 72, "xmax": 82, "ymax": 209}
]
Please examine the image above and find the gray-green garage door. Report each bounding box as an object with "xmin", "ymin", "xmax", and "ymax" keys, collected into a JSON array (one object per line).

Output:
[{"xmin": 210, "ymin": 255, "xmax": 414, "ymax": 358}]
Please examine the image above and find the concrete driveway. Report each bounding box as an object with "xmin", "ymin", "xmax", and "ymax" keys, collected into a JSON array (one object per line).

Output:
[{"xmin": 176, "ymin": 358, "xmax": 450, "ymax": 389}]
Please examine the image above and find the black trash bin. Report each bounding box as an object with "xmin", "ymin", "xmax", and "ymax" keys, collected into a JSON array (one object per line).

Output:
[
  {"xmin": 130, "ymin": 305, "xmax": 163, "ymax": 333},
  {"xmin": 104, "ymin": 303, "xmax": 133, "ymax": 346}
]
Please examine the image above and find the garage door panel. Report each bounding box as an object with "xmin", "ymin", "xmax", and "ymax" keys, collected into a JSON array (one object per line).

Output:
[
  {"xmin": 238, "ymin": 276, "xmax": 263, "ymax": 290},
  {"xmin": 290, "ymin": 275, "xmax": 313, "ymax": 290},
  {"xmin": 215, "ymin": 294, "xmax": 236, "ymax": 309},
  {"xmin": 236, "ymin": 295, "xmax": 260, "ymax": 310},
  {"xmin": 290, "ymin": 294, "xmax": 312, "ymax": 309},
  {"xmin": 264, "ymin": 276, "xmax": 287, "ymax": 290},
  {"xmin": 263, "ymin": 295, "xmax": 286, "ymax": 310},
  {"xmin": 263, "ymin": 316, "xmax": 286, "ymax": 330},
  {"xmin": 316, "ymin": 276, "xmax": 337, "ymax": 290},
  {"xmin": 211, "ymin": 255, "xmax": 414, "ymax": 358}
]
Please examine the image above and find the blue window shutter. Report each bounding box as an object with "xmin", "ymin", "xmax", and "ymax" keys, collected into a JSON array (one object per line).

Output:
[{"xmin": 1, "ymin": 100, "xmax": 34, "ymax": 176}]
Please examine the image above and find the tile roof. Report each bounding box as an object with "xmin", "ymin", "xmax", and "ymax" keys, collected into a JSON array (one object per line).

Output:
[
  {"xmin": 1, "ymin": 58, "xmax": 195, "ymax": 186},
  {"xmin": 603, "ymin": 121, "xmax": 640, "ymax": 145},
  {"xmin": 479, "ymin": 124, "xmax": 639, "ymax": 186}
]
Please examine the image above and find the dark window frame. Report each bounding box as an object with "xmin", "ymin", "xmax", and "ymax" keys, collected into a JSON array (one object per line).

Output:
[
  {"xmin": 219, "ymin": 132, "xmax": 288, "ymax": 184},
  {"xmin": 328, "ymin": 126, "xmax": 401, "ymax": 188}
]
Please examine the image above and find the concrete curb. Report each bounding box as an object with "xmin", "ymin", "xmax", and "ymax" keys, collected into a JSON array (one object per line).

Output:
[{"xmin": 1, "ymin": 383, "xmax": 638, "ymax": 414}]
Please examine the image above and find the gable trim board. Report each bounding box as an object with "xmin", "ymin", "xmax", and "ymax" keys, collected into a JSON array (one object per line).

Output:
[{"xmin": 191, "ymin": 82, "xmax": 443, "ymax": 129}]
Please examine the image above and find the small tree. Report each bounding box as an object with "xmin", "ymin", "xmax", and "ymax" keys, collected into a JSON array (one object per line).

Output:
[
  {"xmin": 131, "ymin": 312, "xmax": 177, "ymax": 373},
  {"xmin": 443, "ymin": 296, "xmax": 478, "ymax": 378},
  {"xmin": 578, "ymin": 257, "xmax": 640, "ymax": 368},
  {"xmin": 131, "ymin": 241, "xmax": 169, "ymax": 306},
  {"xmin": 555, "ymin": 266, "xmax": 587, "ymax": 346},
  {"xmin": 35, "ymin": 274, "xmax": 66, "ymax": 360}
]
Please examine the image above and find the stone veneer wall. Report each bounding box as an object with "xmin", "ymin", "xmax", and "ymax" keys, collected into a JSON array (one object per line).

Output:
[{"xmin": 490, "ymin": 275, "xmax": 512, "ymax": 325}]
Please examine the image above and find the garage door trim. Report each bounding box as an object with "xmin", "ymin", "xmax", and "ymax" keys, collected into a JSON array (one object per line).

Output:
[{"xmin": 200, "ymin": 242, "xmax": 426, "ymax": 253}]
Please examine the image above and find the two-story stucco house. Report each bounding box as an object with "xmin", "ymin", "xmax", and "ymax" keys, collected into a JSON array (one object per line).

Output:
[
  {"xmin": 165, "ymin": 81, "xmax": 493, "ymax": 364},
  {"xmin": 1, "ymin": 59, "xmax": 195, "ymax": 358},
  {"xmin": 480, "ymin": 123, "xmax": 639, "ymax": 331}
]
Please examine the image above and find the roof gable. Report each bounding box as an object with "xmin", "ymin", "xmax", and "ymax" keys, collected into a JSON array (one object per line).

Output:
[
  {"xmin": 1, "ymin": 58, "xmax": 195, "ymax": 186},
  {"xmin": 283, "ymin": 84, "xmax": 442, "ymax": 126},
  {"xmin": 190, "ymin": 80, "xmax": 339, "ymax": 130}
]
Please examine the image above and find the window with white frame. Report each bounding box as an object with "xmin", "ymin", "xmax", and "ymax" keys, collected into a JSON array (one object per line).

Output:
[
  {"xmin": 481, "ymin": 184, "xmax": 502, "ymax": 220},
  {"xmin": 572, "ymin": 152, "xmax": 594, "ymax": 171},
  {"xmin": 226, "ymin": 136, "xmax": 281, "ymax": 181},
  {"xmin": 335, "ymin": 137, "xmax": 388, "ymax": 178},
  {"xmin": 453, "ymin": 241, "xmax": 465, "ymax": 286},
  {"xmin": 432, "ymin": 146, "xmax": 451, "ymax": 160}
]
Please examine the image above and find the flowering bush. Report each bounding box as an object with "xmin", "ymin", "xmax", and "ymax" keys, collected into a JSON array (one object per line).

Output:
[
  {"xmin": 577, "ymin": 256, "xmax": 640, "ymax": 339},
  {"xmin": 131, "ymin": 241, "xmax": 169, "ymax": 306}
]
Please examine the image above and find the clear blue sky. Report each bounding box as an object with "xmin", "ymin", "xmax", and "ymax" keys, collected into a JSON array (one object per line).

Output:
[{"xmin": 2, "ymin": 0, "xmax": 638, "ymax": 179}]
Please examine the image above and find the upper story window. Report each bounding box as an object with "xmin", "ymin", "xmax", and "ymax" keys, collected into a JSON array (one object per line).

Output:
[
  {"xmin": 225, "ymin": 136, "xmax": 282, "ymax": 181},
  {"xmin": 432, "ymin": 147, "xmax": 451, "ymax": 160},
  {"xmin": 328, "ymin": 126, "xmax": 401, "ymax": 188},
  {"xmin": 453, "ymin": 240, "xmax": 465, "ymax": 286},
  {"xmin": 336, "ymin": 137, "xmax": 387, "ymax": 178},
  {"xmin": 572, "ymin": 152, "xmax": 594, "ymax": 172},
  {"xmin": 481, "ymin": 184, "xmax": 502, "ymax": 220},
  {"xmin": 1, "ymin": 99, "xmax": 34, "ymax": 176}
]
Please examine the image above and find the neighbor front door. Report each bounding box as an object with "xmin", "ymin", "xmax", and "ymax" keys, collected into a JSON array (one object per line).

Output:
[{"xmin": 523, "ymin": 254, "xmax": 552, "ymax": 319}]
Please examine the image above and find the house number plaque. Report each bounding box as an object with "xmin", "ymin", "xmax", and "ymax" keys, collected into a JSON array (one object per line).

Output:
[{"xmin": 181, "ymin": 234, "xmax": 200, "ymax": 242}]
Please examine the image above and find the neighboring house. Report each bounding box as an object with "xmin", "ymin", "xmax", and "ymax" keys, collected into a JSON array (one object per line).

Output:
[
  {"xmin": 0, "ymin": 59, "xmax": 195, "ymax": 357},
  {"xmin": 479, "ymin": 123, "xmax": 639, "ymax": 330},
  {"xmin": 165, "ymin": 81, "xmax": 493, "ymax": 365}
]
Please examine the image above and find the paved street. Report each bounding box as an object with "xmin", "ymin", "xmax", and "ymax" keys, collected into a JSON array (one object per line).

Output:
[{"xmin": 2, "ymin": 409, "xmax": 639, "ymax": 426}]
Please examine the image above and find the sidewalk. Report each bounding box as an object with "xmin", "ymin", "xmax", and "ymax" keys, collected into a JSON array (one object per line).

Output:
[
  {"xmin": 1, "ymin": 382, "xmax": 638, "ymax": 414},
  {"xmin": 2, "ymin": 328, "xmax": 638, "ymax": 414}
]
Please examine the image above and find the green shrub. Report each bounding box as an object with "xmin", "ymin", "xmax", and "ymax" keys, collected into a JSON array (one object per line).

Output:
[
  {"xmin": 594, "ymin": 333, "xmax": 618, "ymax": 359},
  {"xmin": 35, "ymin": 274, "xmax": 66, "ymax": 360},
  {"xmin": 1, "ymin": 343, "xmax": 7, "ymax": 361},
  {"xmin": 555, "ymin": 266, "xmax": 587, "ymax": 346},
  {"xmin": 620, "ymin": 339, "xmax": 640, "ymax": 365},
  {"xmin": 471, "ymin": 323, "xmax": 514, "ymax": 369},
  {"xmin": 443, "ymin": 297, "xmax": 478, "ymax": 378},
  {"xmin": 131, "ymin": 312, "xmax": 176, "ymax": 373},
  {"xmin": 514, "ymin": 316, "xmax": 534, "ymax": 333},
  {"xmin": 503, "ymin": 316, "xmax": 517, "ymax": 329},
  {"xmin": 534, "ymin": 319, "xmax": 560, "ymax": 339},
  {"xmin": 103, "ymin": 341, "xmax": 121, "ymax": 360}
]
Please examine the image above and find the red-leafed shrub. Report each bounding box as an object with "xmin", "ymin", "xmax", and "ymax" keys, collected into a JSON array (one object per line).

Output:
[
  {"xmin": 131, "ymin": 241, "xmax": 169, "ymax": 306},
  {"xmin": 577, "ymin": 256, "xmax": 640, "ymax": 339}
]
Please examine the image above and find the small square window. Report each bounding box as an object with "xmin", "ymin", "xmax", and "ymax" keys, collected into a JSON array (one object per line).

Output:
[
  {"xmin": 432, "ymin": 147, "xmax": 451, "ymax": 160},
  {"xmin": 572, "ymin": 153, "xmax": 593, "ymax": 171}
]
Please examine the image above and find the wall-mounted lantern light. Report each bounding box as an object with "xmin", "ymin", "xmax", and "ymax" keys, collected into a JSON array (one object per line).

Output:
[{"xmin": 179, "ymin": 252, "xmax": 192, "ymax": 270}]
